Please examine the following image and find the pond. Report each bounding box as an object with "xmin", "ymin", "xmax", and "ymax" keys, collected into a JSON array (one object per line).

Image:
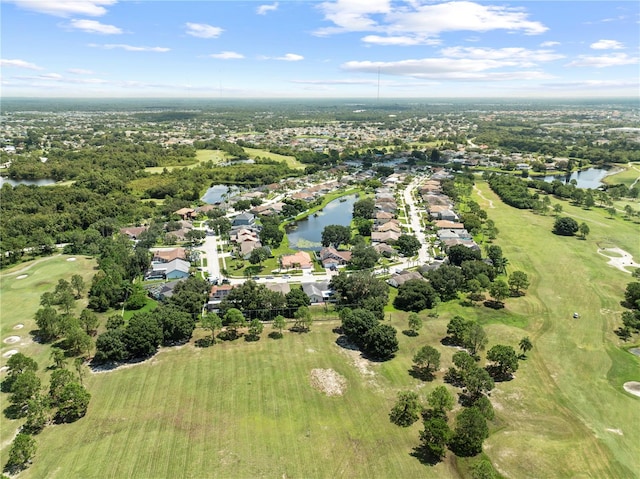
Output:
[
  {"xmin": 542, "ymin": 167, "xmax": 617, "ymax": 189},
  {"xmin": 286, "ymin": 195, "xmax": 356, "ymax": 250},
  {"xmin": 0, "ymin": 177, "xmax": 57, "ymax": 187},
  {"xmin": 201, "ymin": 184, "xmax": 240, "ymax": 204}
]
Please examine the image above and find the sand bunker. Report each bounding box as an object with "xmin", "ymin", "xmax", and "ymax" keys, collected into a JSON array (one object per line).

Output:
[
  {"xmin": 13, "ymin": 324, "xmax": 24, "ymax": 330},
  {"xmin": 2, "ymin": 350, "xmax": 18, "ymax": 358},
  {"xmin": 623, "ymin": 382, "xmax": 640, "ymax": 398},
  {"xmin": 16, "ymin": 274, "xmax": 27, "ymax": 280},
  {"xmin": 3, "ymin": 336, "xmax": 20, "ymax": 344},
  {"xmin": 310, "ymin": 368, "xmax": 347, "ymax": 396},
  {"xmin": 0, "ymin": 367, "xmax": 8, "ymax": 374},
  {"xmin": 597, "ymin": 247, "xmax": 640, "ymax": 273},
  {"xmin": 67, "ymin": 257, "xmax": 77, "ymax": 261},
  {"xmin": 630, "ymin": 348, "xmax": 640, "ymax": 357}
]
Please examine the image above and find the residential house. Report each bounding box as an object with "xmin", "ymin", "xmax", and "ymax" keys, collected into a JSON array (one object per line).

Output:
[
  {"xmin": 146, "ymin": 279, "xmax": 184, "ymax": 301},
  {"xmin": 207, "ymin": 284, "xmax": 236, "ymax": 312},
  {"xmin": 376, "ymin": 221, "xmax": 402, "ymax": 233},
  {"xmin": 147, "ymin": 258, "xmax": 191, "ymax": 280},
  {"xmin": 433, "ymin": 220, "xmax": 465, "ymax": 230},
  {"xmin": 174, "ymin": 207, "xmax": 197, "ymax": 220},
  {"xmin": 120, "ymin": 226, "xmax": 148, "ymax": 240},
  {"xmin": 374, "ymin": 211, "xmax": 395, "ymax": 226},
  {"xmin": 387, "ymin": 270, "xmax": 425, "ymax": 288},
  {"xmin": 232, "ymin": 212, "xmax": 256, "ymax": 228},
  {"xmin": 319, "ymin": 247, "xmax": 352, "ymax": 268},
  {"xmin": 371, "ymin": 231, "xmax": 401, "ymax": 244},
  {"xmin": 373, "ymin": 243, "xmax": 396, "ymax": 257},
  {"xmin": 302, "ymin": 281, "xmax": 333, "ymax": 303},
  {"xmin": 265, "ymin": 282, "xmax": 291, "ymax": 296},
  {"xmin": 152, "ymin": 247, "xmax": 187, "ymax": 263},
  {"xmin": 280, "ymin": 251, "xmax": 313, "ymax": 270}
]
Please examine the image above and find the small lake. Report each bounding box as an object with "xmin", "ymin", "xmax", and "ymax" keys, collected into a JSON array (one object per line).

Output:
[
  {"xmin": 286, "ymin": 195, "xmax": 356, "ymax": 250},
  {"xmin": 0, "ymin": 177, "xmax": 57, "ymax": 187},
  {"xmin": 542, "ymin": 167, "xmax": 616, "ymax": 189},
  {"xmin": 201, "ymin": 184, "xmax": 240, "ymax": 204}
]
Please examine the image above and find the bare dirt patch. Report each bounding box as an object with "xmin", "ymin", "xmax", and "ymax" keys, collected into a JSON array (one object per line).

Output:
[
  {"xmin": 3, "ymin": 336, "xmax": 20, "ymax": 344},
  {"xmin": 623, "ymin": 381, "xmax": 640, "ymax": 397},
  {"xmin": 310, "ymin": 368, "xmax": 347, "ymax": 397},
  {"xmin": 597, "ymin": 247, "xmax": 640, "ymax": 273}
]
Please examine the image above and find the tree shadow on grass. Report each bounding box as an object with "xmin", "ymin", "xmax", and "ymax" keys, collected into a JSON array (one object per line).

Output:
[
  {"xmin": 408, "ymin": 367, "xmax": 436, "ymax": 382},
  {"xmin": 268, "ymin": 331, "xmax": 283, "ymax": 340},
  {"xmin": 195, "ymin": 337, "xmax": 215, "ymax": 348},
  {"xmin": 3, "ymin": 403, "xmax": 23, "ymax": 420},
  {"xmin": 409, "ymin": 445, "xmax": 443, "ymax": 466},
  {"xmin": 402, "ymin": 329, "xmax": 419, "ymax": 337},
  {"xmin": 483, "ymin": 300, "xmax": 504, "ymax": 310}
]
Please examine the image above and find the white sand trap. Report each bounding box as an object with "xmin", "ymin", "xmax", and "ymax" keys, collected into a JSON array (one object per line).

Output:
[
  {"xmin": 13, "ymin": 324, "xmax": 24, "ymax": 330},
  {"xmin": 623, "ymin": 381, "xmax": 640, "ymax": 397},
  {"xmin": 3, "ymin": 336, "xmax": 20, "ymax": 344},
  {"xmin": 0, "ymin": 366, "xmax": 8, "ymax": 374},
  {"xmin": 2, "ymin": 349, "xmax": 18, "ymax": 358},
  {"xmin": 310, "ymin": 368, "xmax": 347, "ymax": 396},
  {"xmin": 16, "ymin": 274, "xmax": 27, "ymax": 279},
  {"xmin": 597, "ymin": 247, "xmax": 640, "ymax": 273},
  {"xmin": 630, "ymin": 348, "xmax": 640, "ymax": 357},
  {"xmin": 67, "ymin": 257, "xmax": 77, "ymax": 261}
]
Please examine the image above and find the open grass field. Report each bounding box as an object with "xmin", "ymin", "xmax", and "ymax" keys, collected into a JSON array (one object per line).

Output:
[
  {"xmin": 470, "ymin": 180, "xmax": 640, "ymax": 478},
  {"xmin": 1, "ymin": 183, "xmax": 639, "ymax": 478},
  {"xmin": 243, "ymin": 147, "xmax": 305, "ymax": 170},
  {"xmin": 143, "ymin": 150, "xmax": 233, "ymax": 174},
  {"xmin": 603, "ymin": 163, "xmax": 640, "ymax": 189}
]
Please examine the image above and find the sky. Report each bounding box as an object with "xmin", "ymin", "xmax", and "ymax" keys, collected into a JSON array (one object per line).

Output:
[{"xmin": 1, "ymin": 0, "xmax": 639, "ymax": 98}]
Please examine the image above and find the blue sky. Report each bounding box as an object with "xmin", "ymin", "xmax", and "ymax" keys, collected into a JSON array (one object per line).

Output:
[{"xmin": 1, "ymin": 0, "xmax": 638, "ymax": 98}]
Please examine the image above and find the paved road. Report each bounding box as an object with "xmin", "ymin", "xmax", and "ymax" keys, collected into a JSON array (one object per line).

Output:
[{"xmin": 402, "ymin": 174, "xmax": 431, "ymax": 264}]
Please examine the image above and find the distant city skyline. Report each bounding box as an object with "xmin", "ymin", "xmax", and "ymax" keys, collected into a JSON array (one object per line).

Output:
[{"xmin": 1, "ymin": 0, "xmax": 639, "ymax": 98}]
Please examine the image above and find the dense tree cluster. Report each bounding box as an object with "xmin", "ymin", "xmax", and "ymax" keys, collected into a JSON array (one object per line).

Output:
[
  {"xmin": 1, "ymin": 354, "xmax": 90, "ymax": 474},
  {"xmin": 615, "ymin": 281, "xmax": 640, "ymax": 341},
  {"xmin": 329, "ymin": 271, "xmax": 390, "ymax": 319},
  {"xmin": 486, "ymin": 173, "xmax": 534, "ymax": 209},
  {"xmin": 339, "ymin": 308, "xmax": 399, "ymax": 360}
]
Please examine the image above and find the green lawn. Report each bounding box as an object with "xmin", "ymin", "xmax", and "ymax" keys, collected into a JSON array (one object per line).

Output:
[
  {"xmin": 470, "ymin": 181, "xmax": 640, "ymax": 478},
  {"xmin": 243, "ymin": 147, "xmax": 305, "ymax": 170},
  {"xmin": 143, "ymin": 149, "xmax": 233, "ymax": 173},
  {"xmin": 603, "ymin": 163, "xmax": 640, "ymax": 189}
]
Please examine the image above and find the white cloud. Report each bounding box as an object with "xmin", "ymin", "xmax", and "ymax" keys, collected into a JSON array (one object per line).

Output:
[
  {"xmin": 5, "ymin": 0, "xmax": 116, "ymax": 17},
  {"xmin": 590, "ymin": 39, "xmax": 624, "ymax": 50},
  {"xmin": 68, "ymin": 19, "xmax": 122, "ymax": 34},
  {"xmin": 316, "ymin": 0, "xmax": 547, "ymax": 40},
  {"xmin": 67, "ymin": 68, "xmax": 95, "ymax": 75},
  {"xmin": 542, "ymin": 79, "xmax": 638, "ymax": 89},
  {"xmin": 566, "ymin": 53, "xmax": 638, "ymax": 68},
  {"xmin": 209, "ymin": 51, "xmax": 245, "ymax": 59},
  {"xmin": 185, "ymin": 23, "xmax": 223, "ymax": 38},
  {"xmin": 257, "ymin": 3, "xmax": 279, "ymax": 15},
  {"xmin": 291, "ymin": 78, "xmax": 378, "ymax": 85},
  {"xmin": 342, "ymin": 57, "xmax": 552, "ymax": 81},
  {"xmin": 362, "ymin": 35, "xmax": 440, "ymax": 46},
  {"xmin": 540, "ymin": 41, "xmax": 560, "ymax": 47},
  {"xmin": 88, "ymin": 44, "xmax": 170, "ymax": 52},
  {"xmin": 441, "ymin": 46, "xmax": 564, "ymax": 65},
  {"xmin": 275, "ymin": 53, "xmax": 304, "ymax": 61},
  {"xmin": 38, "ymin": 73, "xmax": 63, "ymax": 80},
  {"xmin": 0, "ymin": 58, "xmax": 44, "ymax": 70},
  {"xmin": 315, "ymin": 0, "xmax": 391, "ymax": 35}
]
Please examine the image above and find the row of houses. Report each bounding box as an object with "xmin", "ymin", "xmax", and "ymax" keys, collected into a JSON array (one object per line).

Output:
[{"xmin": 207, "ymin": 280, "xmax": 333, "ymax": 312}]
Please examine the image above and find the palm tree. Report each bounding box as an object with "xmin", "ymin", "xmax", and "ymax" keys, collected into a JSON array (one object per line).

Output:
[{"xmin": 519, "ymin": 336, "xmax": 533, "ymax": 357}]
